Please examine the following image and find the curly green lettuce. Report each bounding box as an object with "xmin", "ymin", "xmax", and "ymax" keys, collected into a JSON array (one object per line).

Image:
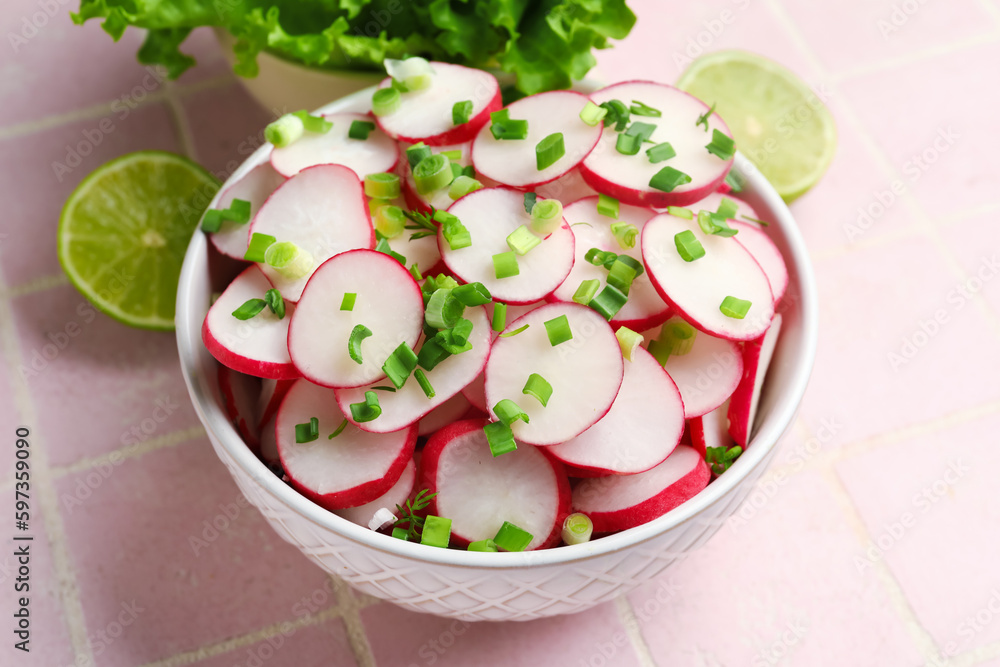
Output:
[{"xmin": 72, "ymin": 0, "xmax": 635, "ymax": 94}]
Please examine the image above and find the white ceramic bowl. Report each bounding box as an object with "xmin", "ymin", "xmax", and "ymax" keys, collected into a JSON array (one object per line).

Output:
[{"xmin": 176, "ymin": 86, "xmax": 818, "ymax": 622}]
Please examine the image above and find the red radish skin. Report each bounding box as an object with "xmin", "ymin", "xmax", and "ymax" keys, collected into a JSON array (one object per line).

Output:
[
  {"xmin": 202, "ymin": 266, "xmax": 300, "ymax": 379},
  {"xmin": 471, "ymin": 91, "xmax": 603, "ymax": 188},
  {"xmin": 218, "ymin": 366, "xmax": 262, "ymax": 451},
  {"xmin": 373, "ymin": 63, "xmax": 502, "ymax": 146},
  {"xmin": 580, "ymin": 81, "xmax": 734, "ymax": 207},
  {"xmin": 210, "ymin": 163, "xmax": 285, "ymax": 260},
  {"xmin": 418, "ymin": 392, "xmax": 472, "ymax": 437},
  {"xmin": 551, "ymin": 196, "xmax": 671, "ymax": 331},
  {"xmin": 277, "ymin": 379, "xmax": 417, "ymax": 511},
  {"xmin": 728, "ymin": 314, "xmax": 783, "ymax": 447},
  {"xmin": 731, "ymin": 222, "xmax": 789, "ymax": 304},
  {"xmin": 334, "ymin": 458, "xmax": 416, "ymax": 528},
  {"xmin": 270, "ymin": 112, "xmax": 399, "ymax": 178},
  {"xmin": 461, "ymin": 371, "xmax": 487, "ymax": 413},
  {"xmin": 288, "ymin": 249, "xmax": 424, "ymax": 389},
  {"xmin": 688, "ymin": 402, "xmax": 734, "ymax": 458},
  {"xmin": 534, "ymin": 168, "xmax": 599, "ymax": 203},
  {"xmin": 545, "ymin": 347, "xmax": 684, "ymax": 475},
  {"xmin": 256, "ymin": 378, "xmax": 295, "ymax": 432},
  {"xmin": 249, "ymin": 164, "xmax": 375, "ymax": 302},
  {"xmin": 572, "ymin": 445, "xmax": 711, "ymax": 533},
  {"xmin": 419, "ymin": 419, "xmax": 571, "ymax": 550},
  {"xmin": 642, "ymin": 211, "xmax": 774, "ymax": 341},
  {"xmin": 484, "ymin": 303, "xmax": 624, "ymax": 446}
]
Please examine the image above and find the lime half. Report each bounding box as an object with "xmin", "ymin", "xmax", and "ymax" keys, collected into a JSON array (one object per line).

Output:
[
  {"xmin": 677, "ymin": 50, "xmax": 837, "ymax": 202},
  {"xmin": 58, "ymin": 151, "xmax": 219, "ymax": 330}
]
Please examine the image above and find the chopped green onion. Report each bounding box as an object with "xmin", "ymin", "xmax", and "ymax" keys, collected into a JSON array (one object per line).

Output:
[
  {"xmin": 493, "ymin": 399, "xmax": 529, "ymax": 426},
  {"xmin": 493, "ymin": 521, "xmax": 532, "ymax": 552},
  {"xmin": 441, "ymin": 149, "xmax": 462, "ymax": 162},
  {"xmin": 530, "ymin": 198, "xmax": 563, "ymax": 236},
  {"xmin": 707, "ymin": 445, "xmax": 743, "ymax": 475},
  {"xmin": 375, "ymin": 237, "xmax": 407, "ymax": 265},
  {"xmin": 328, "ymin": 418, "xmax": 349, "ymax": 439},
  {"xmin": 374, "ymin": 204, "xmax": 407, "ymax": 239},
  {"xmin": 543, "ymin": 314, "xmax": 573, "ymax": 346},
  {"xmin": 572, "ymin": 279, "xmax": 600, "ymax": 305},
  {"xmin": 203, "ymin": 198, "xmax": 251, "ymax": 232},
  {"xmin": 606, "ymin": 257, "xmax": 638, "ymax": 295},
  {"xmin": 436, "ymin": 319, "xmax": 473, "ymax": 352},
  {"xmin": 425, "ymin": 288, "xmax": 464, "ymax": 329},
  {"xmin": 506, "ymin": 225, "xmax": 542, "ymax": 256},
  {"xmin": 630, "ymin": 100, "xmax": 662, "ymax": 118},
  {"xmin": 535, "ymin": 132, "xmax": 565, "ymax": 170},
  {"xmin": 674, "ymin": 230, "xmax": 706, "ymax": 262},
  {"xmin": 265, "ymin": 114, "xmax": 305, "ymax": 147},
  {"xmin": 646, "ymin": 338, "xmax": 672, "ymax": 367},
  {"xmin": 562, "ymin": 513, "xmax": 593, "ymax": 545},
  {"xmin": 717, "ymin": 198, "xmax": 739, "ymax": 220},
  {"xmin": 615, "ymin": 326, "xmax": 643, "ymax": 361},
  {"xmin": 492, "ymin": 302, "xmax": 507, "ymax": 332},
  {"xmin": 409, "ymin": 264, "xmax": 423, "ymax": 281},
  {"xmin": 697, "ymin": 210, "xmax": 738, "ymax": 237},
  {"xmin": 372, "ymin": 87, "xmax": 401, "ymax": 117},
  {"xmin": 499, "ymin": 324, "xmax": 529, "ymax": 338},
  {"xmin": 420, "ymin": 515, "xmax": 452, "ymax": 548},
  {"xmin": 589, "ymin": 285, "xmax": 628, "ymax": 320},
  {"xmin": 720, "ymin": 296, "xmax": 752, "ymax": 319},
  {"xmin": 616, "ymin": 132, "xmax": 642, "ymax": 156},
  {"xmin": 725, "ymin": 170, "xmax": 745, "ymax": 193},
  {"xmin": 348, "ymin": 325, "xmax": 372, "ymax": 364},
  {"xmin": 382, "ymin": 342, "xmax": 419, "ymax": 389},
  {"xmin": 452, "ymin": 100, "xmax": 473, "ymax": 126},
  {"xmin": 291, "ymin": 110, "xmax": 333, "ymax": 134},
  {"xmin": 696, "ymin": 103, "xmax": 716, "ymax": 132},
  {"xmin": 406, "ymin": 142, "xmax": 432, "ymax": 169},
  {"xmin": 371, "ymin": 386, "xmax": 397, "ymax": 393},
  {"xmin": 413, "ymin": 154, "xmax": 453, "ymax": 195},
  {"xmin": 522, "ymin": 373, "xmax": 552, "ymax": 407},
  {"xmin": 232, "ymin": 298, "xmax": 266, "ymax": 320},
  {"xmin": 617, "ymin": 254, "xmax": 644, "ymax": 277},
  {"xmin": 244, "ymin": 233, "xmax": 276, "ymax": 263},
  {"xmin": 294, "ymin": 416, "xmax": 319, "ymax": 443},
  {"xmin": 448, "ymin": 175, "xmax": 482, "ymax": 200},
  {"xmin": 349, "ymin": 391, "xmax": 382, "ymax": 423},
  {"xmin": 461, "ymin": 165, "xmax": 476, "ymax": 179},
  {"xmin": 667, "ymin": 206, "xmax": 693, "ymax": 220},
  {"xmin": 435, "ymin": 210, "xmax": 472, "ymax": 250},
  {"xmin": 340, "ymin": 293, "xmax": 357, "ymax": 311},
  {"xmin": 364, "ymin": 172, "xmax": 401, "ymax": 200},
  {"xmin": 706, "ymin": 129, "xmax": 736, "ymax": 160},
  {"xmin": 200, "ymin": 209, "xmax": 224, "ymax": 233},
  {"xmin": 264, "ymin": 288, "xmax": 285, "ymax": 319},
  {"xmin": 453, "ymin": 282, "xmax": 491, "ymax": 306},
  {"xmin": 523, "ymin": 192, "xmax": 538, "ymax": 215},
  {"xmin": 579, "ymin": 100, "xmax": 608, "ymax": 126},
  {"xmin": 625, "ymin": 121, "xmax": 656, "ymax": 142},
  {"xmin": 646, "ymin": 142, "xmax": 676, "ymax": 164},
  {"xmin": 391, "ymin": 527, "xmax": 410, "ymax": 541},
  {"xmin": 493, "ymin": 251, "xmax": 519, "ymax": 279},
  {"xmin": 348, "ymin": 120, "xmax": 376, "ymax": 140},
  {"xmin": 597, "ymin": 194, "xmax": 619, "ymax": 219},
  {"xmin": 484, "ymin": 421, "xmax": 517, "ymax": 457},
  {"xmin": 649, "ymin": 166, "xmax": 692, "ymax": 193},
  {"xmin": 468, "ymin": 539, "xmax": 498, "ymax": 552},
  {"xmin": 416, "ymin": 338, "xmax": 452, "ymax": 371},
  {"xmin": 265, "ymin": 241, "xmax": 315, "ymax": 280},
  {"xmin": 600, "ymin": 99, "xmax": 630, "ymax": 131},
  {"xmin": 489, "ymin": 109, "xmax": 529, "ymax": 140},
  {"xmin": 741, "ymin": 215, "xmax": 771, "ymax": 227},
  {"xmin": 449, "ymin": 163, "xmax": 462, "ymax": 182},
  {"xmin": 610, "ymin": 222, "xmax": 638, "ymax": 250},
  {"xmin": 661, "ymin": 319, "xmax": 697, "ymax": 356},
  {"xmin": 414, "ymin": 368, "xmax": 435, "ymax": 398},
  {"xmin": 585, "ymin": 247, "xmax": 617, "ymax": 268}
]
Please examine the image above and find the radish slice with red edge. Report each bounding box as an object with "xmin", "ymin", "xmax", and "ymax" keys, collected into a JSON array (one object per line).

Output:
[
  {"xmin": 256, "ymin": 378, "xmax": 294, "ymax": 431},
  {"xmin": 218, "ymin": 366, "xmax": 262, "ymax": 451},
  {"xmin": 688, "ymin": 402, "xmax": 734, "ymax": 458},
  {"xmin": 690, "ymin": 191, "xmax": 762, "ymax": 223},
  {"xmin": 484, "ymin": 302, "xmax": 624, "ymax": 446},
  {"xmin": 728, "ymin": 314, "xmax": 782, "ymax": 447},
  {"xmin": 642, "ymin": 211, "xmax": 774, "ymax": 341},
  {"xmin": 572, "ymin": 445, "xmax": 711, "ymax": 533},
  {"xmin": 551, "ymin": 196, "xmax": 671, "ymax": 331},
  {"xmin": 289, "ymin": 249, "xmax": 424, "ymax": 388},
  {"xmin": 400, "ymin": 142, "xmax": 473, "ymax": 214},
  {"xmin": 471, "ymin": 91, "xmax": 603, "ymax": 188},
  {"xmin": 730, "ymin": 222, "xmax": 788, "ymax": 304},
  {"xmin": 420, "ymin": 419, "xmax": 571, "ymax": 550},
  {"xmin": 210, "ymin": 163, "xmax": 285, "ymax": 260},
  {"xmin": 334, "ymin": 457, "xmax": 416, "ymax": 528},
  {"xmin": 335, "ymin": 306, "xmax": 491, "ymax": 433},
  {"xmin": 439, "ymin": 188, "xmax": 575, "ymax": 305},
  {"xmin": 277, "ymin": 379, "xmax": 416, "ymax": 510},
  {"xmin": 546, "ymin": 346, "xmax": 684, "ymax": 475},
  {"xmin": 249, "ymin": 164, "xmax": 375, "ymax": 302},
  {"xmin": 418, "ymin": 392, "xmax": 472, "ymax": 437},
  {"xmin": 580, "ymin": 81, "xmax": 733, "ymax": 207},
  {"xmin": 202, "ymin": 266, "xmax": 299, "ymax": 379},
  {"xmin": 270, "ymin": 112, "xmax": 399, "ymax": 178},
  {"xmin": 534, "ymin": 168, "xmax": 598, "ymax": 203},
  {"xmin": 258, "ymin": 412, "xmax": 278, "ymax": 464}
]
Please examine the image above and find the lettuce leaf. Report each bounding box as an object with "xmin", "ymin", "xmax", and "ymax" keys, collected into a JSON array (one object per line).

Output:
[{"xmin": 73, "ymin": 0, "xmax": 635, "ymax": 94}]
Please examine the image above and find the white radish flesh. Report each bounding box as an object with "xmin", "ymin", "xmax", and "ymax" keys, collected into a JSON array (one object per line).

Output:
[
  {"xmin": 730, "ymin": 222, "xmax": 788, "ymax": 304},
  {"xmin": 288, "ymin": 249, "xmax": 424, "ymax": 388},
  {"xmin": 210, "ymin": 163, "xmax": 285, "ymax": 260},
  {"xmin": 728, "ymin": 314, "xmax": 783, "ymax": 447},
  {"xmin": 277, "ymin": 379, "xmax": 416, "ymax": 510},
  {"xmin": 690, "ymin": 191, "xmax": 762, "ymax": 223},
  {"xmin": 471, "ymin": 91, "xmax": 603, "ymax": 188},
  {"xmin": 418, "ymin": 392, "xmax": 472, "ymax": 437},
  {"xmin": 249, "ymin": 164, "xmax": 374, "ymax": 301},
  {"xmin": 534, "ymin": 168, "xmax": 598, "ymax": 203},
  {"xmin": 546, "ymin": 347, "xmax": 684, "ymax": 475},
  {"xmin": 688, "ymin": 402, "xmax": 734, "ymax": 457},
  {"xmin": 485, "ymin": 303, "xmax": 624, "ymax": 446},
  {"xmin": 334, "ymin": 458, "xmax": 416, "ymax": 528},
  {"xmin": 439, "ymin": 188, "xmax": 575, "ymax": 304},
  {"xmin": 270, "ymin": 113, "xmax": 399, "ymax": 178}
]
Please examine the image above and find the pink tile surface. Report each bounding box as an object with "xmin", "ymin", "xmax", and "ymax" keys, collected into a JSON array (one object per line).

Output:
[
  {"xmin": 56, "ymin": 437, "xmax": 334, "ymax": 666},
  {"xmin": 940, "ymin": 211, "xmax": 1000, "ymax": 315},
  {"xmin": 189, "ymin": 618, "xmax": 355, "ymax": 667},
  {"xmin": 0, "ymin": 349, "xmax": 21, "ymax": 485}
]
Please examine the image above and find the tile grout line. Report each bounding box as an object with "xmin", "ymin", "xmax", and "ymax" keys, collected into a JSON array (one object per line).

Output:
[
  {"xmin": 830, "ymin": 32, "xmax": 1000, "ymax": 85},
  {"xmin": 162, "ymin": 80, "xmax": 200, "ymax": 162},
  {"xmin": 1, "ymin": 273, "xmax": 69, "ymax": 299},
  {"xmin": 329, "ymin": 575, "xmax": 377, "ymax": 667},
  {"xmin": 954, "ymin": 638, "xmax": 1000, "ymax": 666},
  {"xmin": 615, "ymin": 595, "xmax": 657, "ymax": 667},
  {"xmin": 973, "ymin": 0, "xmax": 1000, "ymax": 26},
  {"xmin": 49, "ymin": 425, "xmax": 206, "ymax": 479}
]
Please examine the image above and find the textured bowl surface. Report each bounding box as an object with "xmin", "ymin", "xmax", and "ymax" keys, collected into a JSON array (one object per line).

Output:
[{"xmin": 176, "ymin": 85, "xmax": 818, "ymax": 622}]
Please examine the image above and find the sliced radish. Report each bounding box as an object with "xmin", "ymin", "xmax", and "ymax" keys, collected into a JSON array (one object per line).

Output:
[
  {"xmin": 545, "ymin": 347, "xmax": 684, "ymax": 475},
  {"xmin": 288, "ymin": 249, "xmax": 424, "ymax": 388},
  {"xmin": 461, "ymin": 371, "xmax": 487, "ymax": 413},
  {"xmin": 642, "ymin": 211, "xmax": 774, "ymax": 341},
  {"xmin": 276, "ymin": 379, "xmax": 416, "ymax": 510},
  {"xmin": 373, "ymin": 63, "xmax": 501, "ymax": 146},
  {"xmin": 485, "ymin": 302, "xmax": 624, "ymax": 446},
  {"xmin": 572, "ymin": 445, "xmax": 711, "ymax": 533},
  {"xmin": 688, "ymin": 402, "xmax": 734, "ymax": 458},
  {"xmin": 420, "ymin": 419, "xmax": 571, "ymax": 549},
  {"xmin": 645, "ymin": 318, "xmax": 743, "ymax": 419},
  {"xmin": 471, "ymin": 91, "xmax": 603, "ymax": 188},
  {"xmin": 401, "ymin": 142, "xmax": 472, "ymax": 214},
  {"xmin": 335, "ymin": 306, "xmax": 491, "ymax": 433},
  {"xmin": 730, "ymin": 222, "xmax": 788, "ymax": 304},
  {"xmin": 249, "ymin": 164, "xmax": 375, "ymax": 302},
  {"xmin": 210, "ymin": 163, "xmax": 285, "ymax": 260},
  {"xmin": 534, "ymin": 167, "xmax": 598, "ymax": 203},
  {"xmin": 270, "ymin": 113, "xmax": 399, "ymax": 178},
  {"xmin": 256, "ymin": 378, "xmax": 295, "ymax": 432},
  {"xmin": 334, "ymin": 457, "xmax": 416, "ymax": 528},
  {"xmin": 690, "ymin": 191, "xmax": 762, "ymax": 222},
  {"xmin": 728, "ymin": 314, "xmax": 783, "ymax": 448},
  {"xmin": 218, "ymin": 366, "xmax": 262, "ymax": 451},
  {"xmin": 258, "ymin": 412, "xmax": 278, "ymax": 464},
  {"xmin": 551, "ymin": 196, "xmax": 670, "ymax": 331},
  {"xmin": 580, "ymin": 81, "xmax": 733, "ymax": 207},
  {"xmin": 202, "ymin": 266, "xmax": 299, "ymax": 379},
  {"xmin": 438, "ymin": 188, "xmax": 575, "ymax": 304},
  {"xmin": 418, "ymin": 392, "xmax": 472, "ymax": 437}
]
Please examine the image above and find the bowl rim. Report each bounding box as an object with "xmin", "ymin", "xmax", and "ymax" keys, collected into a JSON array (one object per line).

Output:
[{"xmin": 176, "ymin": 84, "xmax": 819, "ymax": 569}]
